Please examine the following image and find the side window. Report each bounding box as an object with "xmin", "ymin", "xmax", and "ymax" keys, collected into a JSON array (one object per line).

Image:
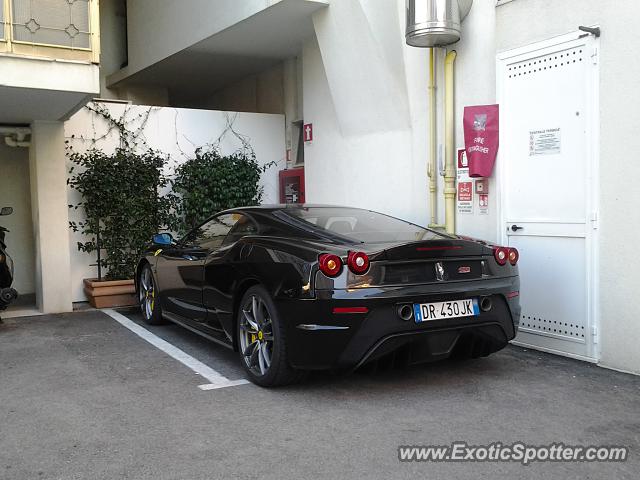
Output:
[
  {"xmin": 191, "ymin": 214, "xmax": 238, "ymax": 250},
  {"xmin": 223, "ymin": 214, "xmax": 258, "ymax": 246}
]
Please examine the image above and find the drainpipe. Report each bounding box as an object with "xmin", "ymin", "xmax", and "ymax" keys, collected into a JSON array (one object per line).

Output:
[
  {"xmin": 427, "ymin": 48, "xmax": 445, "ymax": 229},
  {"xmin": 443, "ymin": 50, "xmax": 457, "ymax": 235}
]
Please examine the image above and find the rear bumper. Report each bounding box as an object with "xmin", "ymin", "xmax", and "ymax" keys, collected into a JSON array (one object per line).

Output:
[{"xmin": 277, "ymin": 276, "xmax": 520, "ymax": 370}]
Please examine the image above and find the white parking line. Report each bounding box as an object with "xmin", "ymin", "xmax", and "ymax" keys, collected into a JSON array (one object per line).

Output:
[{"xmin": 102, "ymin": 309, "xmax": 250, "ymax": 391}]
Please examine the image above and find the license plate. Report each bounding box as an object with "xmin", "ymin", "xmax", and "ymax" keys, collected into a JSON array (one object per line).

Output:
[{"xmin": 413, "ymin": 299, "xmax": 479, "ymax": 323}]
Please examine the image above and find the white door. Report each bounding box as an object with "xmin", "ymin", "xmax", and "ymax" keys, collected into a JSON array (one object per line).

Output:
[{"xmin": 497, "ymin": 32, "xmax": 599, "ymax": 361}]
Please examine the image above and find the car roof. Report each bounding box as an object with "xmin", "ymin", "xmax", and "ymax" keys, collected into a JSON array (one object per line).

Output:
[
  {"xmin": 229, "ymin": 204, "xmax": 364, "ymax": 213},
  {"xmin": 214, "ymin": 205, "xmax": 362, "ymax": 243}
]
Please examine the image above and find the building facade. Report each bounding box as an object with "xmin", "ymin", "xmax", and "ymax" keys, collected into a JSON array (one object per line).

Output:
[
  {"xmin": 2, "ymin": 0, "xmax": 639, "ymax": 375},
  {"xmin": 0, "ymin": 0, "xmax": 100, "ymax": 314}
]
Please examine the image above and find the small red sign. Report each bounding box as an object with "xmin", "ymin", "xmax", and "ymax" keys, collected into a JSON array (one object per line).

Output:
[
  {"xmin": 303, "ymin": 123, "xmax": 313, "ymax": 143},
  {"xmin": 458, "ymin": 181, "xmax": 473, "ymax": 202}
]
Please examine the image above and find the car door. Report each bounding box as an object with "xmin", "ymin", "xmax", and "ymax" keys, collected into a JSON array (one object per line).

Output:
[
  {"xmin": 155, "ymin": 215, "xmax": 233, "ymax": 324},
  {"xmin": 203, "ymin": 213, "xmax": 258, "ymax": 334},
  {"xmin": 154, "ymin": 238, "xmax": 208, "ymax": 323}
]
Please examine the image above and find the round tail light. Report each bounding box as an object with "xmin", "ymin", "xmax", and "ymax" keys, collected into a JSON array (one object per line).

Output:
[
  {"xmin": 318, "ymin": 254, "xmax": 343, "ymax": 278},
  {"xmin": 493, "ymin": 247, "xmax": 508, "ymax": 266},
  {"xmin": 508, "ymin": 247, "xmax": 519, "ymax": 266},
  {"xmin": 347, "ymin": 251, "xmax": 370, "ymax": 275}
]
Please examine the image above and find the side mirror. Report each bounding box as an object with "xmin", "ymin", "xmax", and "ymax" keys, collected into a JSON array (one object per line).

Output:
[
  {"xmin": 0, "ymin": 207, "xmax": 13, "ymax": 216},
  {"xmin": 152, "ymin": 233, "xmax": 173, "ymax": 246}
]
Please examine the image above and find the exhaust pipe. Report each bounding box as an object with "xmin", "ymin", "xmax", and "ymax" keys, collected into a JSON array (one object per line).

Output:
[
  {"xmin": 397, "ymin": 304, "xmax": 414, "ymax": 321},
  {"xmin": 480, "ymin": 296, "xmax": 492, "ymax": 312}
]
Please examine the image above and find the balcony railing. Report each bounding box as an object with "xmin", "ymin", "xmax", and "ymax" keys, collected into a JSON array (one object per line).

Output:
[{"xmin": 1, "ymin": 0, "xmax": 99, "ymax": 63}]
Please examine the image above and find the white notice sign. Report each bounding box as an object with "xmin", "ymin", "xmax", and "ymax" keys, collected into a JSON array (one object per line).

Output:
[{"xmin": 529, "ymin": 128, "xmax": 561, "ymax": 156}]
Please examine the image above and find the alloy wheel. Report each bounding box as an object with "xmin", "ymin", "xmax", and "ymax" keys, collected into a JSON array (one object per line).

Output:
[
  {"xmin": 139, "ymin": 268, "xmax": 155, "ymax": 320},
  {"xmin": 239, "ymin": 294, "xmax": 274, "ymax": 377}
]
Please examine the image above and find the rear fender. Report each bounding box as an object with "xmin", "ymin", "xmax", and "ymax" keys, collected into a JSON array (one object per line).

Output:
[{"xmin": 242, "ymin": 241, "xmax": 315, "ymax": 300}]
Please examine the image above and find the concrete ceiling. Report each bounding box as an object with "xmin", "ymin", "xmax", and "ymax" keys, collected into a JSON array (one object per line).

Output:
[
  {"xmin": 108, "ymin": 0, "xmax": 327, "ymax": 104},
  {"xmin": 0, "ymin": 54, "xmax": 99, "ymax": 124},
  {"xmin": 0, "ymin": 86, "xmax": 91, "ymax": 124}
]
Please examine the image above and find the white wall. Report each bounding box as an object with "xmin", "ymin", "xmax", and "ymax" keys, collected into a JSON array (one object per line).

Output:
[
  {"xmin": 0, "ymin": 144, "xmax": 35, "ymax": 295},
  {"xmin": 303, "ymin": 0, "xmax": 499, "ymax": 237},
  {"xmin": 452, "ymin": 0, "xmax": 497, "ymax": 241},
  {"xmin": 65, "ymin": 105, "xmax": 285, "ymax": 302},
  {"xmin": 303, "ymin": 0, "xmax": 424, "ymax": 226},
  {"xmin": 204, "ymin": 63, "xmax": 285, "ymax": 114}
]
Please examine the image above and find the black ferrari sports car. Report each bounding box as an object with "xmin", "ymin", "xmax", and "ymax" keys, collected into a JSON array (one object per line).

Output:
[{"xmin": 136, "ymin": 205, "xmax": 520, "ymax": 387}]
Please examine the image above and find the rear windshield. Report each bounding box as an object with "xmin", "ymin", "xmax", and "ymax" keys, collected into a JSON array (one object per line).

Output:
[{"xmin": 275, "ymin": 207, "xmax": 447, "ymax": 243}]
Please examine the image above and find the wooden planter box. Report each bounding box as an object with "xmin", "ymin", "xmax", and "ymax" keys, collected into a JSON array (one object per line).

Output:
[{"xmin": 83, "ymin": 278, "xmax": 137, "ymax": 309}]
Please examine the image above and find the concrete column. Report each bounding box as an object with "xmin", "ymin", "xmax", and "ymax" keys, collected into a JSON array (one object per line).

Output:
[
  {"xmin": 29, "ymin": 121, "xmax": 73, "ymax": 314},
  {"xmin": 283, "ymin": 57, "xmax": 300, "ymax": 166}
]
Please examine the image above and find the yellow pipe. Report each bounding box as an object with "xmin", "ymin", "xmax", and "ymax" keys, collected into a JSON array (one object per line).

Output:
[
  {"xmin": 427, "ymin": 48, "xmax": 441, "ymax": 229},
  {"xmin": 427, "ymin": 48, "xmax": 445, "ymax": 230},
  {"xmin": 444, "ymin": 50, "xmax": 457, "ymax": 235}
]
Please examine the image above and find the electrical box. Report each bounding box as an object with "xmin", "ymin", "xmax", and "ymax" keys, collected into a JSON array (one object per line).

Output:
[
  {"xmin": 279, "ymin": 168, "xmax": 305, "ymax": 204},
  {"xmin": 475, "ymin": 178, "xmax": 488, "ymax": 194}
]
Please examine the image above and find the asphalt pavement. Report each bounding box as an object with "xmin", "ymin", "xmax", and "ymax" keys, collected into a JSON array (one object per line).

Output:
[{"xmin": 1, "ymin": 310, "xmax": 638, "ymax": 479}]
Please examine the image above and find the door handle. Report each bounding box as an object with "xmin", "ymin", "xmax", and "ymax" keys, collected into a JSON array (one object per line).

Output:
[{"xmin": 511, "ymin": 225, "xmax": 524, "ymax": 232}]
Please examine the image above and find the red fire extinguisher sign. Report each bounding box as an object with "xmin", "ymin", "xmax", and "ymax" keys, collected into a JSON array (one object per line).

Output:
[{"xmin": 303, "ymin": 123, "xmax": 313, "ymax": 143}]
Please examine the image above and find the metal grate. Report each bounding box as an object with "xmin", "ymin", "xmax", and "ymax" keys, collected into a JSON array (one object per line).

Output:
[
  {"xmin": 520, "ymin": 313, "xmax": 585, "ymax": 341},
  {"xmin": 11, "ymin": 0, "xmax": 91, "ymax": 49},
  {"xmin": 507, "ymin": 47, "xmax": 584, "ymax": 79}
]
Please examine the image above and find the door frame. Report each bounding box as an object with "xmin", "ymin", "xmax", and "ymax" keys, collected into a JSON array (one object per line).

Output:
[{"xmin": 495, "ymin": 29, "xmax": 600, "ymax": 362}]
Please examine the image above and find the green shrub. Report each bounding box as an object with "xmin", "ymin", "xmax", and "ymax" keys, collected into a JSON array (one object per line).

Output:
[
  {"xmin": 172, "ymin": 147, "xmax": 271, "ymax": 234},
  {"xmin": 68, "ymin": 147, "xmax": 175, "ymax": 280}
]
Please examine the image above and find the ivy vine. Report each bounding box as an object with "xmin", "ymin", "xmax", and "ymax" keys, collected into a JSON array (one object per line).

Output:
[{"xmin": 68, "ymin": 104, "xmax": 273, "ymax": 281}]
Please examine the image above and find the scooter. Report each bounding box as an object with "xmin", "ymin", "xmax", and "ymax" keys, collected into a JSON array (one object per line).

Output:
[{"xmin": 0, "ymin": 207, "xmax": 18, "ymax": 319}]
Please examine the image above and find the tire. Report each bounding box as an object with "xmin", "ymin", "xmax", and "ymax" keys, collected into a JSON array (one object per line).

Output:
[
  {"xmin": 237, "ymin": 285, "xmax": 304, "ymax": 387},
  {"xmin": 139, "ymin": 264, "xmax": 165, "ymax": 325}
]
